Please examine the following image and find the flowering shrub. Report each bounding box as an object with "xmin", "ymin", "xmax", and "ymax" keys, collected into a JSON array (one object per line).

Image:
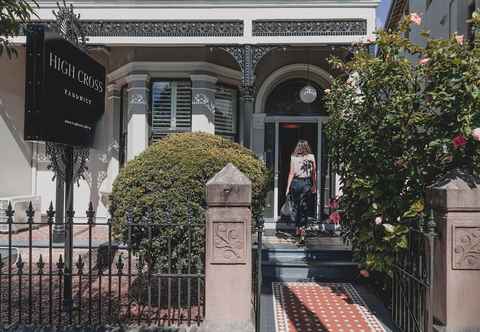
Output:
[
  {"xmin": 110, "ymin": 133, "xmax": 269, "ymax": 271},
  {"xmin": 325, "ymin": 12, "xmax": 480, "ymax": 274}
]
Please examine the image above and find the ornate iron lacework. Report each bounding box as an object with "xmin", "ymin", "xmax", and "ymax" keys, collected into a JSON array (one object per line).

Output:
[
  {"xmin": 219, "ymin": 45, "xmax": 285, "ymax": 99},
  {"xmin": 23, "ymin": 20, "xmax": 243, "ymax": 37},
  {"xmin": 252, "ymin": 19, "xmax": 367, "ymax": 36}
]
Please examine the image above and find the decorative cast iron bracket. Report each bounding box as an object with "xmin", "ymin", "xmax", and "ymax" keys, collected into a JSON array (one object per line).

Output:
[
  {"xmin": 218, "ymin": 45, "xmax": 287, "ymax": 100},
  {"xmin": 52, "ymin": 0, "xmax": 87, "ymax": 51}
]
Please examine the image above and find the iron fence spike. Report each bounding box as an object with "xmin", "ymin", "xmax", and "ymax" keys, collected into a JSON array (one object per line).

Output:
[
  {"xmin": 26, "ymin": 201, "xmax": 35, "ymax": 223},
  {"xmin": 16, "ymin": 254, "xmax": 24, "ymax": 271},
  {"xmin": 116, "ymin": 253, "xmax": 125, "ymax": 272},
  {"xmin": 6, "ymin": 202, "xmax": 14, "ymax": 221},
  {"xmin": 46, "ymin": 202, "xmax": 55, "ymax": 224},
  {"xmin": 86, "ymin": 202, "xmax": 95, "ymax": 224}
]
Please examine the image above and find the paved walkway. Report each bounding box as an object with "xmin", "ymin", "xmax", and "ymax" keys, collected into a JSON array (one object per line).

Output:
[
  {"xmin": 273, "ymin": 282, "xmax": 387, "ymax": 332},
  {"xmin": 262, "ymin": 281, "xmax": 396, "ymax": 332},
  {"xmin": 260, "ymin": 232, "xmax": 397, "ymax": 332}
]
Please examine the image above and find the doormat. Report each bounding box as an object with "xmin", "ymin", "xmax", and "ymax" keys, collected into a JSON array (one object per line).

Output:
[{"xmin": 272, "ymin": 282, "xmax": 386, "ymax": 332}]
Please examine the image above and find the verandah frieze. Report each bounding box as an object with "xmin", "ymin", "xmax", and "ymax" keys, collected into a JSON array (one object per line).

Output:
[
  {"xmin": 252, "ymin": 19, "xmax": 367, "ymax": 36},
  {"xmin": 23, "ymin": 20, "xmax": 244, "ymax": 37},
  {"xmin": 22, "ymin": 19, "xmax": 368, "ymax": 38}
]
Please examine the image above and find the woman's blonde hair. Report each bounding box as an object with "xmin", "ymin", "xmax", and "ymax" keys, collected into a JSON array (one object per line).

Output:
[{"xmin": 293, "ymin": 140, "xmax": 312, "ymax": 156}]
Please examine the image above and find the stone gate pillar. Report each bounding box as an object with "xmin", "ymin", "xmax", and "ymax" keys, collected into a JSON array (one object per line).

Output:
[
  {"xmin": 427, "ymin": 170, "xmax": 480, "ymax": 332},
  {"xmin": 202, "ymin": 163, "xmax": 254, "ymax": 332}
]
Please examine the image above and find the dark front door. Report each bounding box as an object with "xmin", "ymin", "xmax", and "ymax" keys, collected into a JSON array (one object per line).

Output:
[{"xmin": 278, "ymin": 122, "xmax": 318, "ymax": 217}]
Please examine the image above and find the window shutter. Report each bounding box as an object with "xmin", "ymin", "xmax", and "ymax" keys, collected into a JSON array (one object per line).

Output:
[
  {"xmin": 175, "ymin": 81, "xmax": 193, "ymax": 130},
  {"xmin": 214, "ymin": 86, "xmax": 238, "ymax": 139},
  {"xmin": 151, "ymin": 81, "xmax": 192, "ymax": 141}
]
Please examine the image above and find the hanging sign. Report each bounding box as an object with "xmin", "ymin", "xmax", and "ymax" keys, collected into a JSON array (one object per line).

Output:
[{"xmin": 24, "ymin": 24, "xmax": 106, "ymax": 147}]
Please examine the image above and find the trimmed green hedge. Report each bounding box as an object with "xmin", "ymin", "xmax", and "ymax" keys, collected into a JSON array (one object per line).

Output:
[{"xmin": 110, "ymin": 133, "xmax": 269, "ymax": 270}]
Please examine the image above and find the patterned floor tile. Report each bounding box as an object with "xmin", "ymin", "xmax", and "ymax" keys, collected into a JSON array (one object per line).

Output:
[{"xmin": 272, "ymin": 282, "xmax": 386, "ymax": 332}]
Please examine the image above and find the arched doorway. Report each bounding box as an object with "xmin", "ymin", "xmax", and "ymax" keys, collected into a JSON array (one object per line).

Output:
[{"xmin": 251, "ymin": 65, "xmax": 333, "ymax": 228}]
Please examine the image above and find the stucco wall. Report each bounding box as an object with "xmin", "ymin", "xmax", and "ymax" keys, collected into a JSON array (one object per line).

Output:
[{"xmin": 0, "ymin": 48, "xmax": 32, "ymax": 198}]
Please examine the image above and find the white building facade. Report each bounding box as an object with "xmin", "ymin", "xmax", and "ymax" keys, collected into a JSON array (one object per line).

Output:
[
  {"xmin": 1, "ymin": 0, "xmax": 379, "ymax": 231},
  {"xmin": 386, "ymin": 0, "xmax": 479, "ymax": 42}
]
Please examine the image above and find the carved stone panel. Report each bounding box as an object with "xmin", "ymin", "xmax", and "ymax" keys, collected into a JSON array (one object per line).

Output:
[
  {"xmin": 211, "ymin": 221, "xmax": 246, "ymax": 265},
  {"xmin": 453, "ymin": 226, "xmax": 480, "ymax": 270}
]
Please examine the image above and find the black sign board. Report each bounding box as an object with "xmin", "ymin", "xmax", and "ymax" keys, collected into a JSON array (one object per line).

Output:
[{"xmin": 24, "ymin": 25, "xmax": 106, "ymax": 147}]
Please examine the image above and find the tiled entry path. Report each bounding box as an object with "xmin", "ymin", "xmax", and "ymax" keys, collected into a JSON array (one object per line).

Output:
[
  {"xmin": 272, "ymin": 282, "xmax": 386, "ymax": 332},
  {"xmin": 259, "ymin": 233, "xmax": 397, "ymax": 332}
]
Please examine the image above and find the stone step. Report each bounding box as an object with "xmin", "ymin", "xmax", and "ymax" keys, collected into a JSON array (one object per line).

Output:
[
  {"xmin": 261, "ymin": 248, "xmax": 353, "ymax": 262},
  {"xmin": 262, "ymin": 259, "xmax": 359, "ymax": 282},
  {"xmin": 264, "ymin": 222, "xmax": 340, "ymax": 236}
]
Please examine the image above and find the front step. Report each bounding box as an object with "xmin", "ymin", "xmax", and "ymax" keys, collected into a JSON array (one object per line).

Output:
[
  {"xmin": 257, "ymin": 234, "xmax": 358, "ymax": 282},
  {"xmin": 262, "ymin": 248, "xmax": 353, "ymax": 262},
  {"xmin": 264, "ymin": 222, "xmax": 340, "ymax": 236},
  {"xmin": 262, "ymin": 257, "xmax": 359, "ymax": 282}
]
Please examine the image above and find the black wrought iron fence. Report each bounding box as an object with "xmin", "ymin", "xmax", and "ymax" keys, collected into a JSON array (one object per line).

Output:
[
  {"xmin": 0, "ymin": 201, "xmax": 205, "ymax": 329},
  {"xmin": 252, "ymin": 215, "xmax": 264, "ymax": 332},
  {"xmin": 391, "ymin": 210, "xmax": 436, "ymax": 332}
]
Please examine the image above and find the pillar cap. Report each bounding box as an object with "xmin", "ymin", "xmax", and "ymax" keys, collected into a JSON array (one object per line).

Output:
[
  {"xmin": 206, "ymin": 163, "xmax": 251, "ymax": 207},
  {"xmin": 427, "ymin": 169, "xmax": 480, "ymax": 211}
]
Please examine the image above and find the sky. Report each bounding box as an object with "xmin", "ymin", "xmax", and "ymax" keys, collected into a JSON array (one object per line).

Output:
[{"xmin": 376, "ymin": 0, "xmax": 393, "ymax": 29}]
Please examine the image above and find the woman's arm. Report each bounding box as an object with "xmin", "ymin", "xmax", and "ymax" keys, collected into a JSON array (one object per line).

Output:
[
  {"xmin": 286, "ymin": 157, "xmax": 295, "ymax": 196},
  {"xmin": 311, "ymin": 157, "xmax": 317, "ymax": 194}
]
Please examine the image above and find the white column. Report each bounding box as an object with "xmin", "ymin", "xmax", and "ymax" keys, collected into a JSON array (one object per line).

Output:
[
  {"xmin": 104, "ymin": 83, "xmax": 121, "ymax": 192},
  {"xmin": 190, "ymin": 74, "xmax": 217, "ymax": 134},
  {"xmin": 251, "ymin": 113, "xmax": 266, "ymax": 160},
  {"xmin": 126, "ymin": 74, "xmax": 150, "ymax": 161}
]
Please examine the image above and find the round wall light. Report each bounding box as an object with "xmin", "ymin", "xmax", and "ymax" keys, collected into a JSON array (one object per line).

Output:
[{"xmin": 300, "ymin": 85, "xmax": 317, "ymax": 104}]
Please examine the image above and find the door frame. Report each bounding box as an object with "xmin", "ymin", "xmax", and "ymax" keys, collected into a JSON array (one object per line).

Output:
[{"xmin": 262, "ymin": 115, "xmax": 329, "ymax": 223}]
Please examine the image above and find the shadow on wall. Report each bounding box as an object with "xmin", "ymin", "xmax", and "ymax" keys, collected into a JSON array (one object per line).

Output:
[
  {"xmin": 0, "ymin": 48, "xmax": 32, "ymax": 164},
  {"xmin": 0, "ymin": 96, "xmax": 31, "ymax": 164},
  {"xmin": 85, "ymin": 98, "xmax": 119, "ymax": 214},
  {"xmin": 29, "ymin": 96, "xmax": 117, "ymax": 217},
  {"xmin": 0, "ymin": 48, "xmax": 34, "ymax": 197}
]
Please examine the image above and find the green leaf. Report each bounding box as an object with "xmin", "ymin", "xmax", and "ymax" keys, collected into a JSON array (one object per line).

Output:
[
  {"xmin": 383, "ymin": 224, "xmax": 395, "ymax": 233},
  {"xmin": 402, "ymin": 200, "xmax": 424, "ymax": 218}
]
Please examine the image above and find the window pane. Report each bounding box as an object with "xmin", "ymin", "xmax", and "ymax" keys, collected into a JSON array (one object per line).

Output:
[
  {"xmin": 215, "ymin": 86, "xmax": 238, "ymax": 139},
  {"xmin": 151, "ymin": 80, "xmax": 192, "ymax": 141}
]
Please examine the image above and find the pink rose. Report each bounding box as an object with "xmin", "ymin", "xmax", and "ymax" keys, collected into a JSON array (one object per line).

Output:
[
  {"xmin": 329, "ymin": 211, "xmax": 341, "ymax": 224},
  {"xmin": 359, "ymin": 270, "xmax": 370, "ymax": 278},
  {"xmin": 394, "ymin": 159, "xmax": 406, "ymax": 169},
  {"xmin": 375, "ymin": 216, "xmax": 383, "ymax": 225},
  {"xmin": 472, "ymin": 128, "xmax": 480, "ymax": 142},
  {"xmin": 329, "ymin": 198, "xmax": 339, "ymax": 209},
  {"xmin": 452, "ymin": 134, "xmax": 467, "ymax": 149},
  {"xmin": 455, "ymin": 35, "xmax": 464, "ymax": 45},
  {"xmin": 419, "ymin": 58, "xmax": 430, "ymax": 65},
  {"xmin": 410, "ymin": 13, "xmax": 422, "ymax": 26}
]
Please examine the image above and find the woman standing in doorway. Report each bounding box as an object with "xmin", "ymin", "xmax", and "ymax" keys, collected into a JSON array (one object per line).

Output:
[{"xmin": 285, "ymin": 140, "xmax": 317, "ymax": 243}]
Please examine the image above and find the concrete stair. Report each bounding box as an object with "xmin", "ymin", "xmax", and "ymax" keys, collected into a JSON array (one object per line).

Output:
[{"xmin": 258, "ymin": 235, "xmax": 359, "ymax": 282}]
